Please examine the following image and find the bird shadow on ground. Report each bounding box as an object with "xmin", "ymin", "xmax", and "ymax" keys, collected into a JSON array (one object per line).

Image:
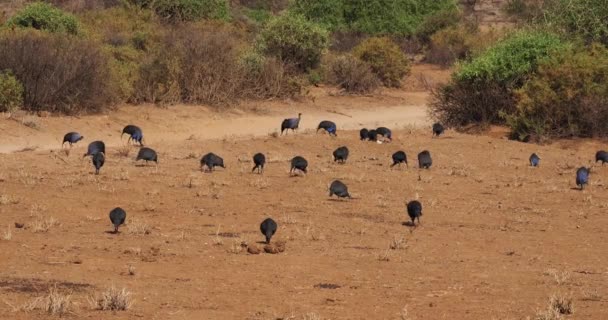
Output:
[
  {"xmin": 401, "ymin": 221, "xmax": 416, "ymax": 227},
  {"xmin": 326, "ymin": 198, "xmax": 355, "ymax": 202},
  {"xmin": 570, "ymin": 187, "xmax": 584, "ymax": 191},
  {"xmin": 255, "ymin": 241, "xmax": 269, "ymax": 244},
  {"xmin": 104, "ymin": 231, "xmax": 119, "ymax": 235}
]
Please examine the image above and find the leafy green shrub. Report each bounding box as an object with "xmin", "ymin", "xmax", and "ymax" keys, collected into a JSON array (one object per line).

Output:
[
  {"xmin": 0, "ymin": 30, "xmax": 118, "ymax": 113},
  {"xmin": 5, "ymin": 2, "xmax": 80, "ymax": 35},
  {"xmin": 415, "ymin": 7, "xmax": 462, "ymax": 43},
  {"xmin": 542, "ymin": 0, "xmax": 608, "ymax": 45},
  {"xmin": 257, "ymin": 13, "xmax": 330, "ymax": 71},
  {"xmin": 289, "ymin": 0, "xmax": 345, "ymax": 30},
  {"xmin": 0, "ymin": 71, "xmax": 24, "ymax": 113},
  {"xmin": 507, "ymin": 44, "xmax": 608, "ymax": 140},
  {"xmin": 132, "ymin": 0, "xmax": 230, "ymax": 22},
  {"xmin": 353, "ymin": 37, "xmax": 409, "ymax": 87},
  {"xmin": 324, "ymin": 54, "xmax": 380, "ymax": 94},
  {"xmin": 431, "ymin": 30, "xmax": 567, "ymax": 127}
]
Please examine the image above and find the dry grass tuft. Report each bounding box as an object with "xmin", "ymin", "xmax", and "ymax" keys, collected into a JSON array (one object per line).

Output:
[
  {"xmin": 0, "ymin": 194, "xmax": 19, "ymax": 205},
  {"xmin": 377, "ymin": 250, "xmax": 391, "ymax": 262},
  {"xmin": 544, "ymin": 269, "xmax": 570, "ymax": 285},
  {"xmin": 2, "ymin": 224, "xmax": 12, "ymax": 240},
  {"xmin": 22, "ymin": 286, "xmax": 72, "ymax": 316},
  {"xmin": 127, "ymin": 220, "xmax": 151, "ymax": 236},
  {"xmin": 302, "ymin": 313, "xmax": 321, "ymax": 320},
  {"xmin": 534, "ymin": 293, "xmax": 574, "ymax": 320},
  {"xmin": 389, "ymin": 236, "xmax": 406, "ymax": 250},
  {"xmin": 227, "ymin": 239, "xmax": 244, "ymax": 254},
  {"xmin": 116, "ymin": 145, "xmax": 131, "ymax": 157},
  {"xmin": 90, "ymin": 286, "xmax": 133, "ymax": 311},
  {"xmin": 32, "ymin": 216, "xmax": 58, "ymax": 233}
]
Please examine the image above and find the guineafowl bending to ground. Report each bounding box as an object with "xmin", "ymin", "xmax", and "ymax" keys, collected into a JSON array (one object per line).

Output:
[
  {"xmin": 83, "ymin": 140, "xmax": 105, "ymax": 157},
  {"xmin": 418, "ymin": 150, "xmax": 432, "ymax": 169},
  {"xmin": 109, "ymin": 207, "xmax": 126, "ymax": 234},
  {"xmin": 333, "ymin": 146, "xmax": 349, "ymax": 163},
  {"xmin": 406, "ymin": 200, "xmax": 422, "ymax": 226},
  {"xmin": 360, "ymin": 128, "xmax": 369, "ymax": 140},
  {"xmin": 122, "ymin": 125, "xmax": 144, "ymax": 146},
  {"xmin": 529, "ymin": 153, "xmax": 540, "ymax": 167},
  {"xmin": 576, "ymin": 167, "xmax": 590, "ymax": 190},
  {"xmin": 62, "ymin": 132, "xmax": 83, "ymax": 147},
  {"xmin": 329, "ymin": 180, "xmax": 351, "ymax": 199},
  {"xmin": 367, "ymin": 129, "xmax": 378, "ymax": 142},
  {"xmin": 290, "ymin": 156, "xmax": 308, "ymax": 175},
  {"xmin": 595, "ymin": 151, "xmax": 608, "ymax": 165},
  {"xmin": 280, "ymin": 113, "xmax": 302, "ymax": 135},
  {"xmin": 317, "ymin": 120, "xmax": 337, "ymax": 136},
  {"xmin": 260, "ymin": 218, "xmax": 277, "ymax": 244},
  {"xmin": 376, "ymin": 127, "xmax": 392, "ymax": 141},
  {"xmin": 432, "ymin": 123, "xmax": 445, "ymax": 137},
  {"xmin": 200, "ymin": 153, "xmax": 225, "ymax": 172},
  {"xmin": 252, "ymin": 153, "xmax": 266, "ymax": 174},
  {"xmin": 391, "ymin": 151, "xmax": 408, "ymax": 168},
  {"xmin": 136, "ymin": 147, "xmax": 158, "ymax": 164},
  {"xmin": 92, "ymin": 152, "xmax": 105, "ymax": 175}
]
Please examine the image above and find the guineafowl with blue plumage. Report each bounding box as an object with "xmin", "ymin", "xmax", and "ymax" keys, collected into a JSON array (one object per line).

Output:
[
  {"xmin": 367, "ymin": 129, "xmax": 378, "ymax": 142},
  {"xmin": 136, "ymin": 147, "xmax": 158, "ymax": 164},
  {"xmin": 333, "ymin": 146, "xmax": 349, "ymax": 163},
  {"xmin": 290, "ymin": 156, "xmax": 308, "ymax": 175},
  {"xmin": 252, "ymin": 153, "xmax": 266, "ymax": 174},
  {"xmin": 376, "ymin": 127, "xmax": 392, "ymax": 141},
  {"xmin": 122, "ymin": 125, "xmax": 144, "ymax": 146},
  {"xmin": 62, "ymin": 132, "xmax": 83, "ymax": 147},
  {"xmin": 595, "ymin": 151, "xmax": 608, "ymax": 165},
  {"xmin": 360, "ymin": 128, "xmax": 369, "ymax": 140},
  {"xmin": 576, "ymin": 167, "xmax": 590, "ymax": 190},
  {"xmin": 200, "ymin": 153, "xmax": 225, "ymax": 172},
  {"xmin": 432, "ymin": 123, "xmax": 445, "ymax": 137},
  {"xmin": 280, "ymin": 113, "xmax": 302, "ymax": 135},
  {"xmin": 406, "ymin": 200, "xmax": 422, "ymax": 226},
  {"xmin": 418, "ymin": 150, "xmax": 432, "ymax": 169},
  {"xmin": 260, "ymin": 218, "xmax": 277, "ymax": 244},
  {"xmin": 109, "ymin": 207, "xmax": 126, "ymax": 234},
  {"xmin": 329, "ymin": 180, "xmax": 351, "ymax": 199},
  {"xmin": 92, "ymin": 152, "xmax": 105, "ymax": 175},
  {"xmin": 391, "ymin": 151, "xmax": 408, "ymax": 168},
  {"xmin": 317, "ymin": 120, "xmax": 337, "ymax": 136},
  {"xmin": 83, "ymin": 140, "xmax": 105, "ymax": 158},
  {"xmin": 529, "ymin": 153, "xmax": 540, "ymax": 167}
]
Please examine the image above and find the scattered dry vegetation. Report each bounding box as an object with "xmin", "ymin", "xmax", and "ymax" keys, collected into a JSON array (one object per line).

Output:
[{"xmin": 90, "ymin": 286, "xmax": 133, "ymax": 311}]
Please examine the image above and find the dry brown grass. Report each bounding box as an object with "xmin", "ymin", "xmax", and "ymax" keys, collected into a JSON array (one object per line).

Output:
[
  {"xmin": 2, "ymin": 224, "xmax": 12, "ymax": 240},
  {"xmin": 127, "ymin": 220, "xmax": 151, "ymax": 236},
  {"xmin": 389, "ymin": 236, "xmax": 406, "ymax": 250},
  {"xmin": 22, "ymin": 286, "xmax": 72, "ymax": 316},
  {"xmin": 90, "ymin": 286, "xmax": 133, "ymax": 311},
  {"xmin": 534, "ymin": 293, "xmax": 574, "ymax": 320},
  {"xmin": 31, "ymin": 216, "xmax": 59, "ymax": 233},
  {"xmin": 116, "ymin": 145, "xmax": 131, "ymax": 157}
]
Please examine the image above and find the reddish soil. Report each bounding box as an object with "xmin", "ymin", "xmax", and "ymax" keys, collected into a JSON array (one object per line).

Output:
[{"xmin": 1, "ymin": 65, "xmax": 607, "ymax": 319}]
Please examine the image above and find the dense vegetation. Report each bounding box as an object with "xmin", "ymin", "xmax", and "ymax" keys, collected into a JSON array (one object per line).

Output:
[{"xmin": 432, "ymin": 0, "xmax": 608, "ymax": 140}]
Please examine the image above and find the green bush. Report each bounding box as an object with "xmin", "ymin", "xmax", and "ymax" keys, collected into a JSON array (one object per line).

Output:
[
  {"xmin": 507, "ymin": 44, "xmax": 608, "ymax": 140},
  {"xmin": 415, "ymin": 7, "xmax": 462, "ymax": 43},
  {"xmin": 353, "ymin": 37, "xmax": 409, "ymax": 87},
  {"xmin": 542, "ymin": 0, "xmax": 608, "ymax": 45},
  {"xmin": 431, "ymin": 30, "xmax": 568, "ymax": 127},
  {"xmin": 5, "ymin": 2, "xmax": 80, "ymax": 35},
  {"xmin": 455, "ymin": 30, "xmax": 566, "ymax": 84},
  {"xmin": 257, "ymin": 13, "xmax": 330, "ymax": 71},
  {"xmin": 290, "ymin": 0, "xmax": 458, "ymax": 35},
  {"xmin": 133, "ymin": 0, "xmax": 230, "ymax": 22},
  {"xmin": 425, "ymin": 25, "xmax": 475, "ymax": 67},
  {"xmin": 0, "ymin": 71, "xmax": 24, "ymax": 113},
  {"xmin": 324, "ymin": 54, "xmax": 380, "ymax": 94}
]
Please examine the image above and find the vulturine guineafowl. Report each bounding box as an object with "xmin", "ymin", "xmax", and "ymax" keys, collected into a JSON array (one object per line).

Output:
[
  {"xmin": 280, "ymin": 113, "xmax": 302, "ymax": 135},
  {"xmin": 329, "ymin": 180, "xmax": 351, "ymax": 199},
  {"xmin": 595, "ymin": 151, "xmax": 608, "ymax": 165},
  {"xmin": 360, "ymin": 128, "xmax": 369, "ymax": 141},
  {"xmin": 406, "ymin": 200, "xmax": 422, "ymax": 226},
  {"xmin": 418, "ymin": 150, "xmax": 432, "ymax": 169},
  {"xmin": 290, "ymin": 156, "xmax": 308, "ymax": 175},
  {"xmin": 92, "ymin": 152, "xmax": 105, "ymax": 175},
  {"xmin": 529, "ymin": 153, "xmax": 540, "ymax": 167},
  {"xmin": 109, "ymin": 207, "xmax": 126, "ymax": 233},
  {"xmin": 376, "ymin": 127, "xmax": 392, "ymax": 141},
  {"xmin": 576, "ymin": 167, "xmax": 590, "ymax": 190},
  {"xmin": 333, "ymin": 146, "xmax": 349, "ymax": 163},
  {"xmin": 62, "ymin": 132, "xmax": 83, "ymax": 147},
  {"xmin": 200, "ymin": 153, "xmax": 225, "ymax": 172},
  {"xmin": 317, "ymin": 120, "xmax": 337, "ymax": 136},
  {"xmin": 252, "ymin": 153, "xmax": 266, "ymax": 174},
  {"xmin": 260, "ymin": 218, "xmax": 277, "ymax": 244},
  {"xmin": 136, "ymin": 147, "xmax": 158, "ymax": 164},
  {"xmin": 122, "ymin": 125, "xmax": 144, "ymax": 146},
  {"xmin": 432, "ymin": 123, "xmax": 445, "ymax": 137},
  {"xmin": 391, "ymin": 151, "xmax": 408, "ymax": 168},
  {"xmin": 83, "ymin": 141, "xmax": 105, "ymax": 158}
]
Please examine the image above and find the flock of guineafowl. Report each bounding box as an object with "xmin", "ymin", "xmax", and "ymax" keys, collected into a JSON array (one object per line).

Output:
[{"xmin": 63, "ymin": 113, "xmax": 608, "ymax": 245}]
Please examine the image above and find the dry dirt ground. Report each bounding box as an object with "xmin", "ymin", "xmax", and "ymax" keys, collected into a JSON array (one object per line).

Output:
[{"xmin": 1, "ymin": 65, "xmax": 608, "ymax": 319}]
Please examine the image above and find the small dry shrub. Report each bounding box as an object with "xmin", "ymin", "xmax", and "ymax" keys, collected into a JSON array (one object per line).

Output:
[
  {"xmin": 127, "ymin": 220, "xmax": 151, "ymax": 235},
  {"xmin": 353, "ymin": 37, "xmax": 410, "ymax": 87},
  {"xmin": 22, "ymin": 286, "xmax": 72, "ymax": 316},
  {"xmin": 32, "ymin": 216, "xmax": 59, "ymax": 233},
  {"xmin": 324, "ymin": 54, "xmax": 380, "ymax": 94},
  {"xmin": 90, "ymin": 286, "xmax": 133, "ymax": 311},
  {"xmin": 0, "ymin": 71, "xmax": 24, "ymax": 113},
  {"xmin": 0, "ymin": 29, "xmax": 119, "ymax": 113},
  {"xmin": 426, "ymin": 25, "xmax": 475, "ymax": 67}
]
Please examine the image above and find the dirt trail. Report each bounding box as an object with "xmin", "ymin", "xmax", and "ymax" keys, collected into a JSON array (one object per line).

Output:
[{"xmin": 0, "ymin": 96, "xmax": 429, "ymax": 154}]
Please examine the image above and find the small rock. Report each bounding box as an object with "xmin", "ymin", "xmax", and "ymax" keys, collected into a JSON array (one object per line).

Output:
[
  {"xmin": 247, "ymin": 245, "xmax": 261, "ymax": 255},
  {"xmin": 14, "ymin": 223, "xmax": 24, "ymax": 229}
]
